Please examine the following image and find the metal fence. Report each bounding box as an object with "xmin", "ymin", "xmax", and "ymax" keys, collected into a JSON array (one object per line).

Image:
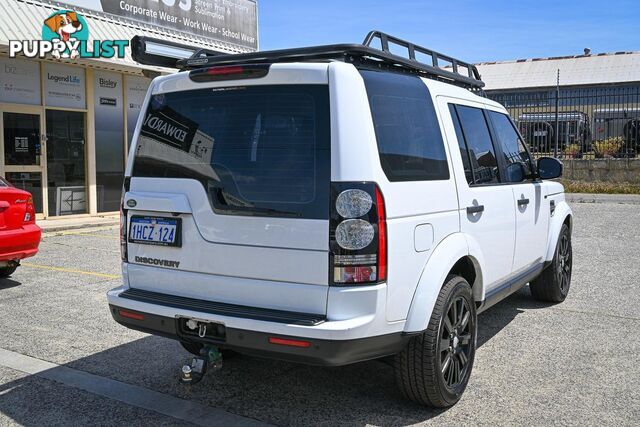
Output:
[{"xmin": 487, "ymin": 85, "xmax": 640, "ymax": 159}]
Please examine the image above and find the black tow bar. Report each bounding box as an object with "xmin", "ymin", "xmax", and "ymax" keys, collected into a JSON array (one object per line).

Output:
[{"xmin": 179, "ymin": 346, "xmax": 223, "ymax": 385}]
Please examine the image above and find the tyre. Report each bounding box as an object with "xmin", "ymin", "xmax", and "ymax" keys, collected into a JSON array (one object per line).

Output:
[
  {"xmin": 530, "ymin": 223, "xmax": 572, "ymax": 303},
  {"xmin": 0, "ymin": 265, "xmax": 18, "ymax": 278},
  {"xmin": 394, "ymin": 275, "xmax": 477, "ymax": 407}
]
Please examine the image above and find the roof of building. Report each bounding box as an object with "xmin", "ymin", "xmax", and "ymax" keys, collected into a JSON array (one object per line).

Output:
[
  {"xmin": 476, "ymin": 51, "xmax": 640, "ymax": 91},
  {"xmin": 0, "ymin": 0, "xmax": 253, "ymax": 75}
]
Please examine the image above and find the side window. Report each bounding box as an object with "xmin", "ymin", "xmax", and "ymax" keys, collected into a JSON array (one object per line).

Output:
[
  {"xmin": 360, "ymin": 70, "xmax": 450, "ymax": 182},
  {"xmin": 455, "ymin": 105, "xmax": 500, "ymax": 185},
  {"xmin": 449, "ymin": 104, "xmax": 474, "ymax": 185},
  {"xmin": 488, "ymin": 111, "xmax": 534, "ymax": 180}
]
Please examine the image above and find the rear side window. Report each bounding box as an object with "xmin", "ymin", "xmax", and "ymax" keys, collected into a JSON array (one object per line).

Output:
[
  {"xmin": 454, "ymin": 105, "xmax": 500, "ymax": 185},
  {"xmin": 488, "ymin": 111, "xmax": 534, "ymax": 179},
  {"xmin": 132, "ymin": 85, "xmax": 330, "ymax": 219},
  {"xmin": 360, "ymin": 70, "xmax": 449, "ymax": 182}
]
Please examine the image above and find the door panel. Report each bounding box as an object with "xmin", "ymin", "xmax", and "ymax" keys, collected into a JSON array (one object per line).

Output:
[
  {"xmin": 459, "ymin": 185, "xmax": 516, "ymax": 288},
  {"xmin": 485, "ymin": 109, "xmax": 549, "ymax": 271},
  {"xmin": 511, "ymin": 183, "xmax": 548, "ymax": 271},
  {"xmin": 439, "ymin": 98, "xmax": 516, "ymax": 290}
]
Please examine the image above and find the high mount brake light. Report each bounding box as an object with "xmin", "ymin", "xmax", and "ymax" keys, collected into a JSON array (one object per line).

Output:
[
  {"xmin": 189, "ymin": 64, "xmax": 270, "ymax": 82},
  {"xmin": 330, "ymin": 182, "xmax": 387, "ymax": 285}
]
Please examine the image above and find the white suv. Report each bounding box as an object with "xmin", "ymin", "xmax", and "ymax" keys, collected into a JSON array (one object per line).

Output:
[{"xmin": 109, "ymin": 32, "xmax": 573, "ymax": 407}]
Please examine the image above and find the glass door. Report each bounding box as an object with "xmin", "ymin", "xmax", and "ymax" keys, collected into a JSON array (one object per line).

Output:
[
  {"xmin": 2, "ymin": 109, "xmax": 45, "ymax": 214},
  {"xmin": 45, "ymin": 110, "xmax": 87, "ymax": 216}
]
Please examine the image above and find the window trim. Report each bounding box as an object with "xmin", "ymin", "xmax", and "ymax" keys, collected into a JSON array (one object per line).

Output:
[
  {"xmin": 450, "ymin": 104, "xmax": 477, "ymax": 185},
  {"xmin": 449, "ymin": 103, "xmax": 503, "ymax": 187},
  {"xmin": 485, "ymin": 108, "xmax": 536, "ymax": 184}
]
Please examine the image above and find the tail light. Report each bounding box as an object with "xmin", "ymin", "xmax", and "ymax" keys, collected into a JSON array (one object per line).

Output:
[
  {"xmin": 330, "ymin": 182, "xmax": 387, "ymax": 285},
  {"xmin": 24, "ymin": 196, "xmax": 35, "ymax": 223},
  {"xmin": 120, "ymin": 177, "xmax": 130, "ymax": 262}
]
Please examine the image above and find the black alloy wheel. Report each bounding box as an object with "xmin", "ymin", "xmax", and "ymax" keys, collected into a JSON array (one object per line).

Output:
[{"xmin": 440, "ymin": 296, "xmax": 473, "ymax": 389}]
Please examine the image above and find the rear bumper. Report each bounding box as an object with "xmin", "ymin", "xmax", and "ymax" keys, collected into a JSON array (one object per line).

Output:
[
  {"xmin": 107, "ymin": 283, "xmax": 410, "ymax": 366},
  {"xmin": 0, "ymin": 224, "xmax": 41, "ymax": 262},
  {"xmin": 109, "ymin": 304, "xmax": 411, "ymax": 366}
]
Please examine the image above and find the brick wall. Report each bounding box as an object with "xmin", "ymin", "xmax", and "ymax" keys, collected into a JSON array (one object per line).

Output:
[{"xmin": 563, "ymin": 159, "xmax": 640, "ymax": 183}]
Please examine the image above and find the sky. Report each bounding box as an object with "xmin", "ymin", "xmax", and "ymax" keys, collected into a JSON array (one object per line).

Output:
[{"xmin": 258, "ymin": 0, "xmax": 640, "ymax": 63}]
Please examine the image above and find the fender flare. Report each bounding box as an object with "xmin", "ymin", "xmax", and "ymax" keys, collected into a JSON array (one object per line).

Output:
[
  {"xmin": 545, "ymin": 200, "xmax": 573, "ymax": 262},
  {"xmin": 403, "ymin": 232, "xmax": 484, "ymax": 333}
]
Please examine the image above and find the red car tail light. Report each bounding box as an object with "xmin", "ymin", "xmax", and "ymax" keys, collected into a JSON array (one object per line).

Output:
[
  {"xmin": 24, "ymin": 196, "xmax": 35, "ymax": 223},
  {"xmin": 330, "ymin": 182, "xmax": 387, "ymax": 285}
]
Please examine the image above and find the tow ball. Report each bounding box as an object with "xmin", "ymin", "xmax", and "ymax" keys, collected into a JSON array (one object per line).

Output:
[{"xmin": 180, "ymin": 345, "xmax": 223, "ymax": 385}]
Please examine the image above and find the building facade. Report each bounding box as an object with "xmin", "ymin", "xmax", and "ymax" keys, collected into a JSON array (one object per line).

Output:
[{"xmin": 0, "ymin": 0, "xmax": 257, "ymax": 217}]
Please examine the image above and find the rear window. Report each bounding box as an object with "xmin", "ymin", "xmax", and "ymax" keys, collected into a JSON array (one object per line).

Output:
[
  {"xmin": 132, "ymin": 85, "xmax": 330, "ymax": 219},
  {"xmin": 360, "ymin": 70, "xmax": 449, "ymax": 182}
]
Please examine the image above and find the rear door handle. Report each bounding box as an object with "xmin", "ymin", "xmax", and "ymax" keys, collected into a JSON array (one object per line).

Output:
[
  {"xmin": 518, "ymin": 198, "xmax": 530, "ymax": 207},
  {"xmin": 466, "ymin": 205, "xmax": 484, "ymax": 214}
]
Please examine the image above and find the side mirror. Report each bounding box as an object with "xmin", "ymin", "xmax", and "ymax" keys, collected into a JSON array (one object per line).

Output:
[
  {"xmin": 537, "ymin": 157, "xmax": 563, "ymax": 179},
  {"xmin": 505, "ymin": 162, "xmax": 526, "ymax": 183}
]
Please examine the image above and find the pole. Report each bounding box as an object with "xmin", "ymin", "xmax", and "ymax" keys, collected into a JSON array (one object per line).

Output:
[{"xmin": 554, "ymin": 69, "xmax": 560, "ymax": 157}]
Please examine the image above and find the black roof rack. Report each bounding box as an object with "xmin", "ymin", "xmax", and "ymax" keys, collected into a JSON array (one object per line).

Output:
[{"xmin": 131, "ymin": 31, "xmax": 484, "ymax": 89}]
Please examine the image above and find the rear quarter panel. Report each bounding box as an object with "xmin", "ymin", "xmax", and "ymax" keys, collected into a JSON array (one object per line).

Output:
[{"xmin": 329, "ymin": 64, "xmax": 460, "ymax": 322}]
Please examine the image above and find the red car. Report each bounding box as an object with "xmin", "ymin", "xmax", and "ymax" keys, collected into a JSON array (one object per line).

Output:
[{"xmin": 0, "ymin": 178, "xmax": 41, "ymax": 278}]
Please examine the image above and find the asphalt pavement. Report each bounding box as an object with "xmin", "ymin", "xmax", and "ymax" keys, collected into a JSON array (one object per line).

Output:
[{"xmin": 0, "ymin": 202, "xmax": 638, "ymax": 426}]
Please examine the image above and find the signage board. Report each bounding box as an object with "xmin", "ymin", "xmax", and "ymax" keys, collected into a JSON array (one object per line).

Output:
[
  {"xmin": 59, "ymin": 0, "xmax": 258, "ymax": 50},
  {"xmin": 44, "ymin": 63, "xmax": 86, "ymax": 109},
  {"xmin": 0, "ymin": 57, "xmax": 41, "ymax": 105},
  {"xmin": 94, "ymin": 70, "xmax": 124, "ymax": 174},
  {"xmin": 56, "ymin": 186, "xmax": 87, "ymax": 216}
]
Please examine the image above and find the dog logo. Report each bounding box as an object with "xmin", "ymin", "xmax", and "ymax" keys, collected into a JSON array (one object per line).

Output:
[
  {"xmin": 42, "ymin": 10, "xmax": 88, "ymax": 59},
  {"xmin": 9, "ymin": 9, "xmax": 127, "ymax": 60}
]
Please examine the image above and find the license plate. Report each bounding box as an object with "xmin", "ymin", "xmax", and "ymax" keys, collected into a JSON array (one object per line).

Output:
[{"xmin": 129, "ymin": 216, "xmax": 181, "ymax": 247}]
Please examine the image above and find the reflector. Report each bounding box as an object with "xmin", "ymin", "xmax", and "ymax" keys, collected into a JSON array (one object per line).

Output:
[
  {"xmin": 119, "ymin": 310, "xmax": 144, "ymax": 321},
  {"xmin": 268, "ymin": 337, "xmax": 311, "ymax": 348}
]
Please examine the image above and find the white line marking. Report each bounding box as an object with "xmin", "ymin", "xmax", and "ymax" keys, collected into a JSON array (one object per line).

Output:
[{"xmin": 0, "ymin": 348, "xmax": 267, "ymax": 426}]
